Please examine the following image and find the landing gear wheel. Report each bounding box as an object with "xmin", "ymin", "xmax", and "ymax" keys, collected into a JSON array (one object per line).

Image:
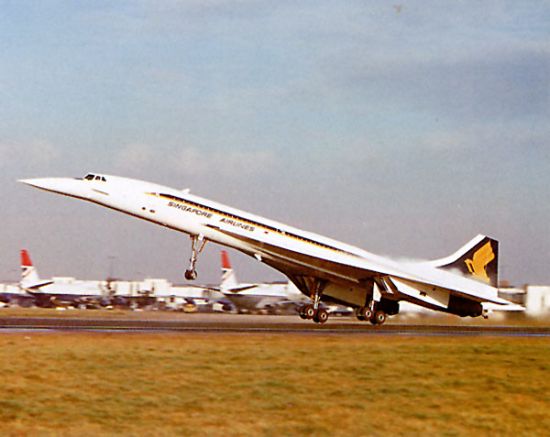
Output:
[
  {"xmin": 303, "ymin": 304, "xmax": 316, "ymax": 320},
  {"xmin": 298, "ymin": 305, "xmax": 308, "ymax": 319},
  {"xmin": 362, "ymin": 307, "xmax": 373, "ymax": 321},
  {"xmin": 184, "ymin": 269, "xmax": 197, "ymax": 280},
  {"xmin": 357, "ymin": 306, "xmax": 373, "ymax": 321},
  {"xmin": 370, "ymin": 310, "xmax": 387, "ymax": 325},
  {"xmin": 313, "ymin": 308, "xmax": 329, "ymax": 324}
]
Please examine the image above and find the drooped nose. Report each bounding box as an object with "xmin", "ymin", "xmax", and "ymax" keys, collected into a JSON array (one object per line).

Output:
[{"xmin": 18, "ymin": 177, "xmax": 91, "ymax": 199}]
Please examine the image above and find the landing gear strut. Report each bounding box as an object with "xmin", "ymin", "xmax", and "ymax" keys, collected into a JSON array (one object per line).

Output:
[{"xmin": 184, "ymin": 234, "xmax": 207, "ymax": 280}]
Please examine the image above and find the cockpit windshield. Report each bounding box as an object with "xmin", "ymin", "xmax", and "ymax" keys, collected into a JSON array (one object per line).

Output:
[{"xmin": 84, "ymin": 173, "xmax": 106, "ymax": 182}]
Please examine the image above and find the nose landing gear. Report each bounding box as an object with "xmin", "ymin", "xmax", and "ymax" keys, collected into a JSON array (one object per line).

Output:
[{"xmin": 184, "ymin": 234, "xmax": 207, "ymax": 280}]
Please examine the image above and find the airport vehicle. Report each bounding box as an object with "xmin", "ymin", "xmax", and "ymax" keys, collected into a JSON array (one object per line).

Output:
[
  {"xmin": 219, "ymin": 250, "xmax": 307, "ymax": 314},
  {"xmin": 20, "ymin": 173, "xmax": 515, "ymax": 323},
  {"xmin": 20, "ymin": 249, "xmax": 108, "ymax": 308}
]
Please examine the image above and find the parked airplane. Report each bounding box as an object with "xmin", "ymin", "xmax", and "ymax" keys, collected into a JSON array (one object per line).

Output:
[
  {"xmin": 219, "ymin": 250, "xmax": 307, "ymax": 314},
  {"xmin": 20, "ymin": 173, "xmax": 515, "ymax": 324},
  {"xmin": 20, "ymin": 249, "xmax": 108, "ymax": 308},
  {"xmin": 0, "ymin": 284, "xmax": 34, "ymax": 307}
]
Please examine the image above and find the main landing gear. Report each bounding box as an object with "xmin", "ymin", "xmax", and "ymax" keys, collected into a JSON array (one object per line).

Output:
[
  {"xmin": 299, "ymin": 304, "xmax": 329, "ymax": 324},
  {"xmin": 184, "ymin": 234, "xmax": 207, "ymax": 280},
  {"xmin": 295, "ymin": 277, "xmax": 329, "ymax": 324},
  {"xmin": 355, "ymin": 303, "xmax": 387, "ymax": 325}
]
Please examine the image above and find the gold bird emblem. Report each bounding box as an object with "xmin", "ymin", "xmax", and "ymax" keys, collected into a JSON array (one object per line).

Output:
[{"xmin": 465, "ymin": 242, "xmax": 495, "ymax": 283}]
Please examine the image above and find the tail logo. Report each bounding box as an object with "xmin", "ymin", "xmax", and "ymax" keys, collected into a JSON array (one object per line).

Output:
[
  {"xmin": 464, "ymin": 242, "xmax": 494, "ymax": 283},
  {"xmin": 21, "ymin": 266, "xmax": 32, "ymax": 279}
]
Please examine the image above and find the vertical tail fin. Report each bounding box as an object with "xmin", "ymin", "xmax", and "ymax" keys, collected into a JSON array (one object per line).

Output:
[
  {"xmin": 220, "ymin": 251, "xmax": 239, "ymax": 291},
  {"xmin": 430, "ymin": 235, "xmax": 499, "ymax": 287},
  {"xmin": 20, "ymin": 249, "xmax": 42, "ymax": 289}
]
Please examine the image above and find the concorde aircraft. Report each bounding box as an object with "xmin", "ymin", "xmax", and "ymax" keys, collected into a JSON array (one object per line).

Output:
[{"xmin": 20, "ymin": 173, "xmax": 514, "ymax": 324}]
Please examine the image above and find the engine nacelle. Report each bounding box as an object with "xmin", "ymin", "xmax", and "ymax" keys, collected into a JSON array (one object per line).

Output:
[
  {"xmin": 378, "ymin": 298, "xmax": 400, "ymax": 315},
  {"xmin": 447, "ymin": 295, "xmax": 483, "ymax": 317}
]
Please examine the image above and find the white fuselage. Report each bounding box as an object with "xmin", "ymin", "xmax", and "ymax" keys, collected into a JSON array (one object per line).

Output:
[
  {"xmin": 20, "ymin": 174, "xmax": 506, "ymax": 312},
  {"xmin": 31, "ymin": 280, "xmax": 104, "ymax": 297},
  {"xmin": 222, "ymin": 282, "xmax": 308, "ymax": 311},
  {"xmin": 42, "ymin": 175, "xmax": 386, "ymax": 277}
]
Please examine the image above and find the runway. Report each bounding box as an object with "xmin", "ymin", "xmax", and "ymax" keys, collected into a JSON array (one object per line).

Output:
[{"xmin": 1, "ymin": 314, "xmax": 549, "ymax": 337}]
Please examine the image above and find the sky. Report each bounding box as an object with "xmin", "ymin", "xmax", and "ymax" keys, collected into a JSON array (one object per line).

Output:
[{"xmin": 1, "ymin": 1, "xmax": 549, "ymax": 286}]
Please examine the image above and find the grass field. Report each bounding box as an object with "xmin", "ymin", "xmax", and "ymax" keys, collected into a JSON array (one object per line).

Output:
[{"xmin": 0, "ymin": 333, "xmax": 548, "ymax": 436}]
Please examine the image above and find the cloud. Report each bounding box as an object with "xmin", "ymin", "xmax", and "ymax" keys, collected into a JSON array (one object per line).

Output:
[
  {"xmin": 417, "ymin": 122, "xmax": 550, "ymax": 155},
  {"xmin": 113, "ymin": 143, "xmax": 156, "ymax": 170},
  {"xmin": 170, "ymin": 146, "xmax": 275, "ymax": 177},
  {"xmin": 0, "ymin": 139, "xmax": 60, "ymax": 175},
  {"xmin": 331, "ymin": 46, "xmax": 550, "ymax": 125},
  {"xmin": 113, "ymin": 142, "xmax": 277, "ymax": 179}
]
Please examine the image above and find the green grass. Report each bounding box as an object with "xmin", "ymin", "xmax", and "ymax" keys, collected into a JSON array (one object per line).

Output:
[{"xmin": 0, "ymin": 333, "xmax": 548, "ymax": 436}]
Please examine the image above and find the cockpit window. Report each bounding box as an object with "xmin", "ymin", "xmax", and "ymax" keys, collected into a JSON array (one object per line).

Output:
[{"xmin": 84, "ymin": 174, "xmax": 106, "ymax": 182}]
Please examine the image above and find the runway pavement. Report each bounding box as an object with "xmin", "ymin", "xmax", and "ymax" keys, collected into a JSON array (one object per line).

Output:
[{"xmin": 1, "ymin": 314, "xmax": 549, "ymax": 337}]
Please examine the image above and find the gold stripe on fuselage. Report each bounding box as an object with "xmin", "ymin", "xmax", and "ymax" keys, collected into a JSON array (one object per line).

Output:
[{"xmin": 149, "ymin": 192, "xmax": 350, "ymax": 255}]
